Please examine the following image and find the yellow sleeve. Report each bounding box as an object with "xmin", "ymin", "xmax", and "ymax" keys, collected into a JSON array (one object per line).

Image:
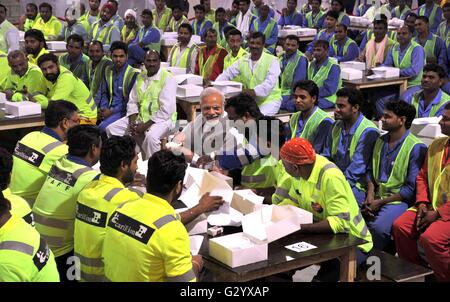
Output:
[
  {"xmin": 323, "ymin": 174, "xmax": 351, "ymax": 234},
  {"xmin": 49, "ymin": 73, "xmax": 75, "ymax": 101}
]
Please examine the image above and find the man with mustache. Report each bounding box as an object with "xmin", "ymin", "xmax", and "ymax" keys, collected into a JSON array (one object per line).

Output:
[
  {"xmin": 89, "ymin": 3, "xmax": 120, "ymax": 53},
  {"xmin": 168, "ymin": 23, "xmax": 199, "ymax": 74},
  {"xmin": 24, "ymin": 29, "xmax": 48, "ymax": 66},
  {"xmin": 32, "ymin": 2, "xmax": 62, "ymax": 40}
]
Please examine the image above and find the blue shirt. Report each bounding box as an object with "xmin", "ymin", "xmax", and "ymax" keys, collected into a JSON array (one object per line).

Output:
[
  {"xmin": 111, "ymin": 14, "xmax": 124, "ymax": 32},
  {"xmin": 323, "ymin": 12, "xmax": 349, "ymax": 28},
  {"xmin": 413, "ymin": 33, "xmax": 447, "ymax": 74},
  {"xmin": 307, "ymin": 29, "xmax": 334, "ymax": 54},
  {"xmin": 302, "ymin": 12, "xmax": 325, "ymax": 28},
  {"xmin": 280, "ymin": 51, "xmax": 308, "ymax": 96},
  {"xmin": 419, "ymin": 4, "xmax": 443, "ymax": 33},
  {"xmin": 251, "ymin": 6, "xmax": 275, "ymax": 19},
  {"xmin": 250, "ymin": 17, "xmax": 278, "ymax": 51},
  {"xmin": 328, "ymin": 37, "xmax": 359, "ymax": 63},
  {"xmin": 383, "ymin": 42, "xmax": 425, "ymax": 79},
  {"xmin": 192, "ymin": 18, "xmax": 213, "ymax": 39},
  {"xmin": 368, "ymin": 131, "xmax": 427, "ymax": 204},
  {"xmin": 278, "ymin": 11, "xmax": 303, "ymax": 26},
  {"xmin": 323, "ymin": 113, "xmax": 379, "ymax": 189},
  {"xmin": 406, "ymin": 89, "xmax": 450, "ymax": 117},
  {"xmin": 67, "ymin": 154, "xmax": 91, "ymax": 167},
  {"xmin": 309, "ymin": 57, "xmax": 341, "ymax": 99},
  {"xmin": 356, "ymin": 5, "xmax": 371, "ymax": 16},
  {"xmin": 132, "ymin": 25, "xmax": 161, "ymax": 47},
  {"xmin": 42, "ymin": 126, "xmax": 63, "ymax": 142},
  {"xmin": 96, "ymin": 64, "xmax": 138, "ymax": 115}
]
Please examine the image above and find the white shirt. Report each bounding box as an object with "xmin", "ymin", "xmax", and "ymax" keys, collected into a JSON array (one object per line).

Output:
[
  {"xmin": 171, "ymin": 39, "xmax": 199, "ymax": 74},
  {"xmin": 126, "ymin": 67, "xmax": 177, "ymax": 124},
  {"xmin": 0, "ymin": 20, "xmax": 20, "ymax": 53},
  {"xmin": 236, "ymin": 8, "xmax": 254, "ymax": 37},
  {"xmin": 216, "ymin": 53, "xmax": 281, "ymax": 99}
]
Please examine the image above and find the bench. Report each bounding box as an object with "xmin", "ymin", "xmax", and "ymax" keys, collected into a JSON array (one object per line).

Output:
[{"xmin": 359, "ymin": 250, "xmax": 434, "ymax": 282}]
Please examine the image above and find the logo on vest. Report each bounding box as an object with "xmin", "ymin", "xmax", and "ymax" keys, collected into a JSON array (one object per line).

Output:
[
  {"xmin": 75, "ymin": 202, "xmax": 107, "ymax": 227},
  {"xmin": 136, "ymin": 225, "xmax": 148, "ymax": 238},
  {"xmin": 108, "ymin": 212, "xmax": 154, "ymax": 244}
]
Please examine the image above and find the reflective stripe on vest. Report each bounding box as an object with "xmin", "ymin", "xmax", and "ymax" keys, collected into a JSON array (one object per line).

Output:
[
  {"xmin": 372, "ymin": 133, "xmax": 422, "ymax": 202},
  {"xmin": 414, "ymin": 34, "xmax": 437, "ymax": 62},
  {"xmin": 169, "ymin": 44, "xmax": 197, "ymax": 72},
  {"xmin": 241, "ymin": 156, "xmax": 278, "ymax": 189},
  {"xmin": 331, "ymin": 37, "xmax": 355, "ymax": 57},
  {"xmin": 136, "ymin": 69, "xmax": 177, "ymax": 123},
  {"xmin": 74, "ymin": 252, "xmax": 104, "ymax": 267},
  {"xmin": 426, "ymin": 137, "xmax": 450, "ymax": 209},
  {"xmin": 411, "ymin": 90, "xmax": 450, "ymax": 118},
  {"xmin": 198, "ymin": 45, "xmax": 225, "ymax": 80},
  {"xmin": 105, "ymin": 65, "xmax": 138, "ymax": 107},
  {"xmin": 168, "ymin": 16, "xmax": 188, "ymax": 32},
  {"xmin": 395, "ymin": 6, "xmax": 410, "ymax": 19},
  {"xmin": 192, "ymin": 19, "xmax": 208, "ymax": 36},
  {"xmin": 307, "ymin": 58, "xmax": 341, "ymax": 104},
  {"xmin": 289, "ymin": 108, "xmax": 330, "ymax": 140},
  {"xmin": 0, "ymin": 240, "xmax": 34, "ymax": 255},
  {"xmin": 165, "ymin": 269, "xmax": 196, "ymax": 282},
  {"xmin": 392, "ymin": 42, "xmax": 423, "ymax": 88},
  {"xmin": 438, "ymin": 21, "xmax": 449, "ymax": 41},
  {"xmin": 153, "ymin": 7, "xmax": 172, "ymax": 30},
  {"xmin": 92, "ymin": 21, "xmax": 116, "ymax": 44},
  {"xmin": 419, "ymin": 4, "xmax": 439, "ymax": 28},
  {"xmin": 252, "ymin": 18, "xmax": 276, "ymax": 50},
  {"xmin": 306, "ymin": 11, "xmax": 324, "ymax": 28},
  {"xmin": 279, "ymin": 50, "xmax": 303, "ymax": 95}
]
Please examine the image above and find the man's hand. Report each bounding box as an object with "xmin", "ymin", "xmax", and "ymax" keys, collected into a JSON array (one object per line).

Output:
[
  {"xmin": 242, "ymin": 89, "xmax": 256, "ymax": 98},
  {"xmin": 197, "ymin": 192, "xmax": 224, "ymax": 213},
  {"xmin": 135, "ymin": 122, "xmax": 151, "ymax": 136},
  {"xmin": 192, "ymin": 254, "xmax": 204, "ymax": 276},
  {"xmin": 366, "ymin": 199, "xmax": 385, "ymax": 214},
  {"xmin": 417, "ymin": 210, "xmax": 439, "ymax": 233},
  {"xmin": 99, "ymin": 108, "xmax": 114, "ymax": 120},
  {"xmin": 281, "ymin": 8, "xmax": 288, "ymax": 16},
  {"xmin": 4, "ymin": 89, "xmax": 14, "ymax": 101},
  {"xmin": 415, "ymin": 203, "xmax": 428, "ymax": 229}
]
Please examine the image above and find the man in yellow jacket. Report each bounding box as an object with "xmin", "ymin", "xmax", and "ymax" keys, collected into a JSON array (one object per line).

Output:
[{"xmin": 32, "ymin": 2, "xmax": 62, "ymax": 40}]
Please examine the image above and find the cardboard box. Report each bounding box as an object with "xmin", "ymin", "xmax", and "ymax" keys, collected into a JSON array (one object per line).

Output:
[
  {"xmin": 177, "ymin": 84, "xmax": 203, "ymax": 98},
  {"xmin": 211, "ymin": 81, "xmax": 242, "ymax": 94},
  {"xmin": 174, "ymin": 74, "xmax": 203, "ymax": 85},
  {"xmin": 278, "ymin": 26, "xmax": 301, "ymax": 38},
  {"xmin": 210, "ymin": 171, "xmax": 233, "ymax": 188},
  {"xmin": 191, "ymin": 35, "xmax": 202, "ymax": 44},
  {"xmin": 242, "ymin": 205, "xmax": 313, "ymax": 243},
  {"xmin": 372, "ymin": 67, "xmax": 400, "ymax": 78},
  {"xmin": 341, "ymin": 68, "xmax": 363, "ymax": 80},
  {"xmin": 340, "ymin": 61, "xmax": 366, "ymax": 71},
  {"xmin": 411, "ymin": 117, "xmax": 444, "ymax": 140},
  {"xmin": 5, "ymin": 101, "xmax": 41, "ymax": 117},
  {"xmin": 209, "ymin": 232, "xmax": 268, "ymax": 268},
  {"xmin": 349, "ymin": 16, "xmax": 371, "ymax": 26},
  {"xmin": 47, "ymin": 41, "xmax": 67, "ymax": 51},
  {"xmin": 230, "ymin": 190, "xmax": 264, "ymax": 215},
  {"xmin": 297, "ymin": 28, "xmax": 317, "ymax": 36},
  {"xmin": 167, "ymin": 66, "xmax": 187, "ymax": 75}
]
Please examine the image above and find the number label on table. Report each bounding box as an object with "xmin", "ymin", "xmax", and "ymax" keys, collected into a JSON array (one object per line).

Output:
[{"xmin": 285, "ymin": 241, "xmax": 317, "ymax": 253}]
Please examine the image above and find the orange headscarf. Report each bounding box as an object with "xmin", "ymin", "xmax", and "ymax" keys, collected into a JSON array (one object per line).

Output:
[{"xmin": 280, "ymin": 138, "xmax": 316, "ymax": 165}]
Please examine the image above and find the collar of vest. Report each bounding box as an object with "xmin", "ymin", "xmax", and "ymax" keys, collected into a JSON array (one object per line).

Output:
[
  {"xmin": 380, "ymin": 130, "xmax": 411, "ymax": 149},
  {"xmin": 419, "ymin": 89, "xmax": 443, "ymax": 106},
  {"xmin": 304, "ymin": 155, "xmax": 334, "ymax": 185},
  {"xmin": 42, "ymin": 126, "xmax": 63, "ymax": 142},
  {"xmin": 99, "ymin": 174, "xmax": 126, "ymax": 188}
]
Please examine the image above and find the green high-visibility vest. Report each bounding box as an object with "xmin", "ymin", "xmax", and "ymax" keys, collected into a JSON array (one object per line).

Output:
[
  {"xmin": 91, "ymin": 20, "xmax": 117, "ymax": 45},
  {"xmin": 372, "ymin": 133, "xmax": 423, "ymax": 204},
  {"xmin": 192, "ymin": 19, "xmax": 209, "ymax": 36},
  {"xmin": 238, "ymin": 52, "xmax": 282, "ymax": 107},
  {"xmin": 137, "ymin": 26, "xmax": 161, "ymax": 52},
  {"xmin": 331, "ymin": 37, "xmax": 357, "ymax": 58},
  {"xmin": 305, "ymin": 10, "xmax": 324, "ymax": 28},
  {"xmin": 289, "ymin": 107, "xmax": 331, "ymax": 140},
  {"xmin": 438, "ymin": 21, "xmax": 450, "ymax": 42},
  {"xmin": 3, "ymin": 188, "xmax": 34, "ymax": 226},
  {"xmin": 224, "ymin": 47, "xmax": 248, "ymax": 83},
  {"xmin": 272, "ymin": 160, "xmax": 294, "ymax": 205},
  {"xmin": 411, "ymin": 90, "xmax": 450, "ymax": 118},
  {"xmin": 252, "ymin": 18, "xmax": 277, "ymax": 51},
  {"xmin": 33, "ymin": 156, "xmax": 99, "ymax": 257},
  {"xmin": 2, "ymin": 63, "xmax": 47, "ymax": 103},
  {"xmin": 213, "ymin": 22, "xmax": 235, "ymax": 48},
  {"xmin": 241, "ymin": 155, "xmax": 278, "ymax": 189},
  {"xmin": 419, "ymin": 4, "xmax": 440, "ymax": 30},
  {"xmin": 86, "ymin": 56, "xmax": 113, "ymax": 97},
  {"xmin": 169, "ymin": 42, "xmax": 198, "ymax": 72},
  {"xmin": 394, "ymin": 5, "xmax": 410, "ymax": 19},
  {"xmin": 307, "ymin": 58, "xmax": 341, "ymax": 104},
  {"xmin": 198, "ymin": 45, "xmax": 226, "ymax": 80},
  {"xmin": 413, "ymin": 34, "xmax": 438, "ymax": 63},
  {"xmin": 59, "ymin": 53, "xmax": 90, "ymax": 84},
  {"xmin": 392, "ymin": 41, "xmax": 423, "ymax": 88},
  {"xmin": 0, "ymin": 215, "xmax": 59, "ymax": 281},
  {"xmin": 167, "ymin": 15, "xmax": 188, "ymax": 32},
  {"xmin": 152, "ymin": 7, "xmax": 172, "ymax": 31},
  {"xmin": 104, "ymin": 64, "xmax": 139, "ymax": 107},
  {"xmin": 136, "ymin": 69, "xmax": 177, "ymax": 123},
  {"xmin": 279, "ymin": 50, "xmax": 305, "ymax": 96},
  {"xmin": 0, "ymin": 19, "xmax": 16, "ymax": 53},
  {"xmin": 24, "ymin": 16, "xmax": 39, "ymax": 31}
]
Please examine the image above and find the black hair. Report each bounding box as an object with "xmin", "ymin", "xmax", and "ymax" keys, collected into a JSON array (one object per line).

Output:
[
  {"xmin": 37, "ymin": 53, "xmax": 58, "ymax": 67},
  {"xmin": 285, "ymin": 34, "xmax": 300, "ymax": 44},
  {"xmin": 239, "ymin": 0, "xmax": 251, "ymax": 4},
  {"xmin": 226, "ymin": 28, "xmax": 242, "ymax": 39},
  {"xmin": 373, "ymin": 17, "xmax": 388, "ymax": 30},
  {"xmin": 0, "ymin": 148, "xmax": 12, "ymax": 214},
  {"xmin": 146, "ymin": 150, "xmax": 187, "ymax": 195},
  {"xmin": 172, "ymin": 5, "xmax": 183, "ymax": 12},
  {"xmin": 384, "ymin": 100, "xmax": 416, "ymax": 129},
  {"xmin": 249, "ymin": 31, "xmax": 265, "ymax": 44},
  {"xmin": 205, "ymin": 27, "xmax": 217, "ymax": 38},
  {"xmin": 89, "ymin": 40, "xmax": 104, "ymax": 51},
  {"xmin": 194, "ymin": 4, "xmax": 206, "ymax": 12},
  {"xmin": 293, "ymin": 80, "xmax": 319, "ymax": 104},
  {"xmin": 313, "ymin": 39, "xmax": 329, "ymax": 50},
  {"xmin": 405, "ymin": 12, "xmax": 418, "ymax": 19},
  {"xmin": 443, "ymin": 2, "xmax": 450, "ymax": 9},
  {"xmin": 0, "ymin": 4, "xmax": 7, "ymax": 12},
  {"xmin": 336, "ymin": 23, "xmax": 348, "ymax": 31},
  {"xmin": 325, "ymin": 10, "xmax": 339, "ymax": 20},
  {"xmin": 67, "ymin": 125, "xmax": 101, "ymax": 157},
  {"xmin": 331, "ymin": 0, "xmax": 344, "ymax": 11},
  {"xmin": 416, "ymin": 16, "xmax": 429, "ymax": 23},
  {"xmin": 107, "ymin": 0, "xmax": 119, "ymax": 8},
  {"xmin": 445, "ymin": 102, "xmax": 450, "ymax": 110},
  {"xmin": 141, "ymin": 9, "xmax": 153, "ymax": 17},
  {"xmin": 312, "ymin": 0, "xmax": 322, "ymax": 4},
  {"xmin": 45, "ymin": 100, "xmax": 79, "ymax": 128},
  {"xmin": 179, "ymin": 23, "xmax": 193, "ymax": 34},
  {"xmin": 39, "ymin": 2, "xmax": 52, "ymax": 11},
  {"xmin": 26, "ymin": 3, "xmax": 38, "ymax": 11},
  {"xmin": 232, "ymin": 0, "xmax": 240, "ymax": 5},
  {"xmin": 24, "ymin": 29, "xmax": 47, "ymax": 49},
  {"xmin": 225, "ymin": 93, "xmax": 263, "ymax": 119},
  {"xmin": 67, "ymin": 34, "xmax": 84, "ymax": 46},
  {"xmin": 336, "ymin": 87, "xmax": 364, "ymax": 109},
  {"xmin": 110, "ymin": 41, "xmax": 128, "ymax": 54},
  {"xmin": 216, "ymin": 7, "xmax": 226, "ymax": 15},
  {"xmin": 100, "ymin": 136, "xmax": 136, "ymax": 177},
  {"xmin": 423, "ymin": 63, "xmax": 447, "ymax": 79}
]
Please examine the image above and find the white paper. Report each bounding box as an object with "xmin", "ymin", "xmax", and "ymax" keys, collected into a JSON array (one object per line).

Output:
[
  {"xmin": 285, "ymin": 241, "xmax": 317, "ymax": 253},
  {"xmin": 175, "ymin": 207, "xmax": 208, "ymax": 235},
  {"xmin": 189, "ymin": 235, "xmax": 204, "ymax": 255},
  {"xmin": 5, "ymin": 101, "xmax": 41, "ymax": 117},
  {"xmin": 0, "ymin": 93, "xmax": 6, "ymax": 103},
  {"xmin": 207, "ymin": 207, "xmax": 243, "ymax": 227},
  {"xmin": 176, "ymin": 84, "xmax": 203, "ymax": 97}
]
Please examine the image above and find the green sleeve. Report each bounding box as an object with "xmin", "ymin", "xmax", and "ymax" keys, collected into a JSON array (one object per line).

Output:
[{"xmin": 323, "ymin": 174, "xmax": 352, "ymax": 234}]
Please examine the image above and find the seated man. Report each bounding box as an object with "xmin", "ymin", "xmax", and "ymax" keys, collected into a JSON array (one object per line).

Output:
[
  {"xmin": 413, "ymin": 16, "xmax": 447, "ymax": 69},
  {"xmin": 327, "ymin": 0, "xmax": 350, "ymax": 28},
  {"xmin": 251, "ymin": 0, "xmax": 275, "ymax": 18},
  {"xmin": 288, "ymin": 80, "xmax": 333, "ymax": 154},
  {"xmin": 32, "ymin": 125, "xmax": 101, "ymax": 282},
  {"xmin": 86, "ymin": 40, "xmax": 113, "ymax": 97},
  {"xmin": 106, "ymin": 50, "xmax": 177, "ymax": 160},
  {"xmin": 168, "ymin": 23, "xmax": 199, "ymax": 74},
  {"xmin": 24, "ymin": 29, "xmax": 49, "ymax": 66},
  {"xmin": 279, "ymin": 35, "xmax": 308, "ymax": 112},
  {"xmin": 355, "ymin": 0, "xmax": 372, "ymax": 17},
  {"xmin": 278, "ymin": 137, "xmax": 373, "ymax": 280},
  {"xmin": 81, "ymin": 0, "xmax": 101, "ymax": 30},
  {"xmin": 127, "ymin": 9, "xmax": 161, "ymax": 67},
  {"xmin": 166, "ymin": 5, "xmax": 189, "ymax": 32},
  {"xmin": 96, "ymin": 41, "xmax": 139, "ymax": 132},
  {"xmin": 302, "ymin": 0, "xmax": 325, "ymax": 29},
  {"xmin": 152, "ymin": 0, "xmax": 172, "ymax": 31},
  {"xmin": 192, "ymin": 4, "xmax": 213, "ymax": 40},
  {"xmin": 216, "ymin": 32, "xmax": 281, "ymax": 116},
  {"xmin": 102, "ymin": 150, "xmax": 203, "ymax": 282},
  {"xmin": 329, "ymin": 24, "xmax": 359, "ymax": 63},
  {"xmin": 1, "ymin": 50, "xmax": 46, "ymax": 104},
  {"xmin": 391, "ymin": 0, "xmax": 411, "ymax": 20},
  {"xmin": 249, "ymin": 4, "xmax": 278, "ymax": 53},
  {"xmin": 32, "ymin": 2, "xmax": 62, "ymax": 40},
  {"xmin": 223, "ymin": 28, "xmax": 248, "ymax": 82},
  {"xmin": 58, "ymin": 6, "xmax": 88, "ymax": 42},
  {"xmin": 89, "ymin": 3, "xmax": 120, "ymax": 53},
  {"xmin": 213, "ymin": 7, "xmax": 235, "ymax": 49},
  {"xmin": 307, "ymin": 40, "xmax": 342, "ymax": 110},
  {"xmin": 59, "ymin": 34, "xmax": 90, "ymax": 87},
  {"xmin": 106, "ymin": 0, "xmax": 124, "ymax": 32},
  {"xmin": 364, "ymin": 100, "xmax": 426, "ymax": 251},
  {"xmin": 438, "ymin": 2, "xmax": 450, "ymax": 42},
  {"xmin": 323, "ymin": 87, "xmax": 379, "ymax": 206},
  {"xmin": 22, "ymin": 3, "xmax": 39, "ymax": 32},
  {"xmin": 418, "ymin": 0, "xmax": 443, "ymax": 34},
  {"xmin": 305, "ymin": 10, "xmax": 338, "ymax": 60},
  {"xmin": 235, "ymin": 0, "xmax": 256, "ymax": 38},
  {"xmin": 392, "ymin": 103, "xmax": 450, "ymax": 282},
  {"xmin": 121, "ymin": 9, "xmax": 139, "ymax": 44},
  {"xmin": 407, "ymin": 64, "xmax": 450, "ymax": 117},
  {"xmin": 201, "ymin": 0, "xmax": 216, "ymax": 22},
  {"xmin": 9, "ymin": 101, "xmax": 79, "ymax": 205},
  {"xmin": 0, "ymin": 4, "xmax": 19, "ymax": 53},
  {"xmin": 278, "ymin": 0, "xmax": 303, "ymax": 27},
  {"xmin": 195, "ymin": 28, "xmax": 228, "ymax": 82}
]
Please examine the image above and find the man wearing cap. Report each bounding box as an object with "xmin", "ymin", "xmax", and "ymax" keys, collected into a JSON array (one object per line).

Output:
[{"xmin": 278, "ymin": 137, "xmax": 373, "ymax": 281}]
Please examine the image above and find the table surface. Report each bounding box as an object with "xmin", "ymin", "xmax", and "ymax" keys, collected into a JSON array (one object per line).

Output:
[
  {"xmin": 343, "ymin": 75, "xmax": 409, "ymax": 85},
  {"xmin": 0, "ymin": 112, "xmax": 45, "ymax": 131}
]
